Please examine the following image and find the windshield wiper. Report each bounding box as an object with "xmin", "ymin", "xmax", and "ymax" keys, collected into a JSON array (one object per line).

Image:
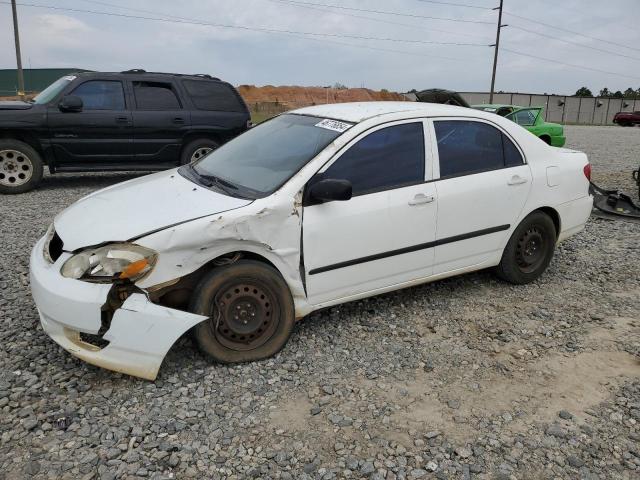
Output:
[{"xmin": 189, "ymin": 165, "xmax": 239, "ymax": 195}]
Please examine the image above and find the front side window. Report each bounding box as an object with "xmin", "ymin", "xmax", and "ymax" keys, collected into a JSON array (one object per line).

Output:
[
  {"xmin": 434, "ymin": 120, "xmax": 522, "ymax": 178},
  {"xmin": 185, "ymin": 114, "xmax": 349, "ymax": 198},
  {"xmin": 133, "ymin": 81, "xmax": 180, "ymax": 110},
  {"xmin": 71, "ymin": 80, "xmax": 125, "ymax": 110},
  {"xmin": 322, "ymin": 123, "xmax": 425, "ymax": 196}
]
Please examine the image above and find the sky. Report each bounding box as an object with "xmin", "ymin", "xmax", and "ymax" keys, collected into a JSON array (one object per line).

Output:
[{"xmin": 1, "ymin": 0, "xmax": 639, "ymax": 95}]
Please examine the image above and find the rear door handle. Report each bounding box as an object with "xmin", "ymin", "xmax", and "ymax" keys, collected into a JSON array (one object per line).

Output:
[
  {"xmin": 173, "ymin": 117, "xmax": 185, "ymax": 124},
  {"xmin": 507, "ymin": 175, "xmax": 528, "ymax": 186},
  {"xmin": 408, "ymin": 193, "xmax": 435, "ymax": 206},
  {"xmin": 115, "ymin": 116, "xmax": 130, "ymax": 124}
]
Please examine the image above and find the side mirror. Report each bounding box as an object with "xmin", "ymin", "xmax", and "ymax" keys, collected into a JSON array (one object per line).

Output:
[
  {"xmin": 309, "ymin": 178, "xmax": 352, "ymax": 203},
  {"xmin": 59, "ymin": 95, "xmax": 83, "ymax": 112}
]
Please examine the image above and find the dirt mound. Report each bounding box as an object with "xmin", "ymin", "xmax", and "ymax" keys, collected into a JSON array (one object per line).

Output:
[{"xmin": 238, "ymin": 85, "xmax": 405, "ymax": 109}]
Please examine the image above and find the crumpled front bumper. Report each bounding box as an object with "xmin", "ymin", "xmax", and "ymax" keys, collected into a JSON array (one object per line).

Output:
[{"xmin": 29, "ymin": 236, "xmax": 207, "ymax": 380}]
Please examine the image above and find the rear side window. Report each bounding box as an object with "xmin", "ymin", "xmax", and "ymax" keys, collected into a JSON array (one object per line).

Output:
[
  {"xmin": 71, "ymin": 80, "xmax": 125, "ymax": 110},
  {"xmin": 323, "ymin": 123, "xmax": 425, "ymax": 196},
  {"xmin": 434, "ymin": 120, "xmax": 523, "ymax": 178},
  {"xmin": 133, "ymin": 81, "xmax": 181, "ymax": 110},
  {"xmin": 182, "ymin": 80, "xmax": 246, "ymax": 112}
]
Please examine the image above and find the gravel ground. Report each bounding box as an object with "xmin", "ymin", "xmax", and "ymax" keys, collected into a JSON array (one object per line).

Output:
[{"xmin": 0, "ymin": 125, "xmax": 639, "ymax": 480}]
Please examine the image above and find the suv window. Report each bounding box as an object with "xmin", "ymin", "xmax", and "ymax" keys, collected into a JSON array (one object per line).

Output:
[
  {"xmin": 183, "ymin": 80, "xmax": 246, "ymax": 112},
  {"xmin": 434, "ymin": 120, "xmax": 522, "ymax": 178},
  {"xmin": 323, "ymin": 122, "xmax": 425, "ymax": 196},
  {"xmin": 133, "ymin": 81, "xmax": 181, "ymax": 110},
  {"xmin": 71, "ymin": 80, "xmax": 125, "ymax": 110}
]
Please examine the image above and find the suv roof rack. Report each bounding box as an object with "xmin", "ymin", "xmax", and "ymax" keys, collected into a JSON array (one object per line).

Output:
[{"xmin": 121, "ymin": 69, "xmax": 147, "ymax": 74}]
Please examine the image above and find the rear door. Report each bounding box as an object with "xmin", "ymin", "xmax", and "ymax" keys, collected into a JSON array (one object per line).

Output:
[
  {"xmin": 430, "ymin": 119, "xmax": 532, "ymax": 274},
  {"xmin": 303, "ymin": 120, "xmax": 438, "ymax": 305},
  {"xmin": 130, "ymin": 80, "xmax": 190, "ymax": 166},
  {"xmin": 48, "ymin": 79, "xmax": 133, "ymax": 167}
]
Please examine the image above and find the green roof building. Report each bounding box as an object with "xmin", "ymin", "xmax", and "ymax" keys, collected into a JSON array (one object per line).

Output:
[{"xmin": 0, "ymin": 68, "xmax": 90, "ymax": 96}]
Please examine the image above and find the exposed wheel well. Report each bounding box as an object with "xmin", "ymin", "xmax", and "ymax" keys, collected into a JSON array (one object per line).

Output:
[
  {"xmin": 539, "ymin": 134, "xmax": 551, "ymax": 145},
  {"xmin": 151, "ymin": 251, "xmax": 280, "ymax": 311},
  {"xmin": 534, "ymin": 206, "xmax": 560, "ymax": 238}
]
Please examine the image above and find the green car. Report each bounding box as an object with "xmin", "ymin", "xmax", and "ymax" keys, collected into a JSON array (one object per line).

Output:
[{"xmin": 471, "ymin": 104, "xmax": 566, "ymax": 147}]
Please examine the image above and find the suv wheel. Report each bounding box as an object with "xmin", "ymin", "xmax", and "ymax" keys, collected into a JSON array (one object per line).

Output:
[
  {"xmin": 181, "ymin": 139, "xmax": 219, "ymax": 165},
  {"xmin": 0, "ymin": 139, "xmax": 44, "ymax": 194}
]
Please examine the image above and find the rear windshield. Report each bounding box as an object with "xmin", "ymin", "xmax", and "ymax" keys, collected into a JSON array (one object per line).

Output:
[
  {"xmin": 183, "ymin": 114, "xmax": 352, "ymax": 198},
  {"xmin": 182, "ymin": 80, "xmax": 246, "ymax": 112}
]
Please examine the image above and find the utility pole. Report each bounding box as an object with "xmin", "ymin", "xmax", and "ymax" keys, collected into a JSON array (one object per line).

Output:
[
  {"xmin": 489, "ymin": 0, "xmax": 506, "ymax": 104},
  {"xmin": 11, "ymin": 0, "xmax": 26, "ymax": 99}
]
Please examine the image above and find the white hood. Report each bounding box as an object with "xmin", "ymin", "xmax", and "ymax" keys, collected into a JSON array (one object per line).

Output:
[{"xmin": 54, "ymin": 169, "xmax": 252, "ymax": 251}]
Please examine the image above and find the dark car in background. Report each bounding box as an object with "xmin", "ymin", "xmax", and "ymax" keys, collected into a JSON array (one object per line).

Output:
[
  {"xmin": 613, "ymin": 111, "xmax": 640, "ymax": 127},
  {"xmin": 0, "ymin": 69, "xmax": 251, "ymax": 193}
]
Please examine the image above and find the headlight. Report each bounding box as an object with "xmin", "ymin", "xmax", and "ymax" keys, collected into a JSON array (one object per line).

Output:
[{"xmin": 61, "ymin": 243, "xmax": 157, "ymax": 282}]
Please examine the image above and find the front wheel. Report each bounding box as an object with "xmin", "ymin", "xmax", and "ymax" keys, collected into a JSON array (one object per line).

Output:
[
  {"xmin": 190, "ymin": 260, "xmax": 296, "ymax": 363},
  {"xmin": 495, "ymin": 211, "xmax": 557, "ymax": 284},
  {"xmin": 0, "ymin": 139, "xmax": 44, "ymax": 194}
]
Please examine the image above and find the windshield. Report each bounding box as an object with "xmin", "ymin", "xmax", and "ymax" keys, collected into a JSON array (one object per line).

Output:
[
  {"xmin": 185, "ymin": 114, "xmax": 352, "ymax": 198},
  {"xmin": 32, "ymin": 76, "xmax": 75, "ymax": 104}
]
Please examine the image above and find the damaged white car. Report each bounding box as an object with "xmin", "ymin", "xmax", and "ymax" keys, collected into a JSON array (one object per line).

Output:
[{"xmin": 30, "ymin": 102, "xmax": 593, "ymax": 380}]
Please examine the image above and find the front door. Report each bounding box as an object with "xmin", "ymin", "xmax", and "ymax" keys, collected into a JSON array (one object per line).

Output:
[
  {"xmin": 302, "ymin": 120, "xmax": 438, "ymax": 305},
  {"xmin": 430, "ymin": 119, "xmax": 532, "ymax": 274},
  {"xmin": 48, "ymin": 79, "xmax": 133, "ymax": 167}
]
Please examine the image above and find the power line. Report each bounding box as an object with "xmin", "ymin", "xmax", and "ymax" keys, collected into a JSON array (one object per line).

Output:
[
  {"xmin": 267, "ymin": 0, "xmax": 494, "ymax": 41},
  {"xmin": 509, "ymin": 24, "xmax": 640, "ymax": 62},
  {"xmin": 502, "ymin": 48, "xmax": 640, "ymax": 82},
  {"xmin": 504, "ymin": 11, "xmax": 640, "ymax": 53},
  {"xmin": 0, "ymin": 2, "xmax": 490, "ymax": 47},
  {"xmin": 80, "ymin": 0, "xmax": 473, "ymax": 63},
  {"xmin": 415, "ymin": 0, "xmax": 494, "ymax": 10},
  {"xmin": 256, "ymin": 0, "xmax": 495, "ymax": 24}
]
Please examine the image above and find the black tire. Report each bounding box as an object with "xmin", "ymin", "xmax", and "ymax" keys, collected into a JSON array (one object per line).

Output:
[
  {"xmin": 0, "ymin": 139, "xmax": 44, "ymax": 194},
  {"xmin": 180, "ymin": 138, "xmax": 219, "ymax": 165},
  {"xmin": 495, "ymin": 211, "xmax": 557, "ymax": 285},
  {"xmin": 539, "ymin": 135, "xmax": 552, "ymax": 145},
  {"xmin": 190, "ymin": 260, "xmax": 296, "ymax": 363}
]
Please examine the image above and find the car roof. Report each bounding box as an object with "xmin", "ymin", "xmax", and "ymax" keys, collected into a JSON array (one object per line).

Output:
[{"xmin": 291, "ymin": 101, "xmax": 473, "ymax": 123}]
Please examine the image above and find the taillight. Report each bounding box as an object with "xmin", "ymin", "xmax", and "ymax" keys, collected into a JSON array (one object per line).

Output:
[{"xmin": 583, "ymin": 164, "xmax": 591, "ymax": 181}]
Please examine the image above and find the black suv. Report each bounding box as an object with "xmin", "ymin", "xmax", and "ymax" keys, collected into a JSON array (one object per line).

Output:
[{"xmin": 0, "ymin": 69, "xmax": 251, "ymax": 193}]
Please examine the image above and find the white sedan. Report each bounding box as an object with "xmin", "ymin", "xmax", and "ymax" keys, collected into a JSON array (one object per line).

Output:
[{"xmin": 30, "ymin": 102, "xmax": 593, "ymax": 380}]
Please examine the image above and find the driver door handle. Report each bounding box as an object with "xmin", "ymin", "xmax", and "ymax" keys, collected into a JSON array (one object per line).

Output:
[
  {"xmin": 408, "ymin": 193, "xmax": 435, "ymax": 206},
  {"xmin": 507, "ymin": 175, "xmax": 528, "ymax": 186}
]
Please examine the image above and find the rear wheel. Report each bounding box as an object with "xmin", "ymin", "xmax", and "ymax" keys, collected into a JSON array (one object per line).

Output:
[
  {"xmin": 180, "ymin": 138, "xmax": 219, "ymax": 165},
  {"xmin": 495, "ymin": 211, "xmax": 557, "ymax": 284},
  {"xmin": 539, "ymin": 135, "xmax": 552, "ymax": 145},
  {"xmin": 190, "ymin": 260, "xmax": 296, "ymax": 363},
  {"xmin": 0, "ymin": 139, "xmax": 43, "ymax": 194}
]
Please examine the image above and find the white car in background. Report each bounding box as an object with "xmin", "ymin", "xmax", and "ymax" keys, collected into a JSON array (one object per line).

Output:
[{"xmin": 30, "ymin": 102, "xmax": 593, "ymax": 380}]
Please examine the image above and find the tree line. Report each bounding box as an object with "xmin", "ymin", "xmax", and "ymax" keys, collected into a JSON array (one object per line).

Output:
[{"xmin": 575, "ymin": 86, "xmax": 640, "ymax": 98}]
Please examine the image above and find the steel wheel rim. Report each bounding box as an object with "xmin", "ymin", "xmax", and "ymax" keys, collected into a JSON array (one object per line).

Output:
[
  {"xmin": 190, "ymin": 147, "xmax": 213, "ymax": 163},
  {"xmin": 0, "ymin": 149, "xmax": 33, "ymax": 187},
  {"xmin": 515, "ymin": 226, "xmax": 546, "ymax": 274},
  {"xmin": 209, "ymin": 279, "xmax": 280, "ymax": 351}
]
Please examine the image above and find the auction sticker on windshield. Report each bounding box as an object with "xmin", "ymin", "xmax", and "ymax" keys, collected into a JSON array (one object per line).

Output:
[{"xmin": 315, "ymin": 119, "xmax": 353, "ymax": 133}]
